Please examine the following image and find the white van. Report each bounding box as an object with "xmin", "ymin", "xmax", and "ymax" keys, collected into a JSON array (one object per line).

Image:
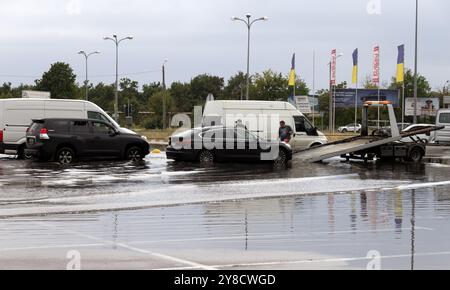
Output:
[
  {"xmin": 0, "ymin": 98, "xmax": 122, "ymax": 158},
  {"xmin": 202, "ymin": 100, "xmax": 328, "ymax": 152},
  {"xmin": 435, "ymin": 109, "xmax": 450, "ymax": 144}
]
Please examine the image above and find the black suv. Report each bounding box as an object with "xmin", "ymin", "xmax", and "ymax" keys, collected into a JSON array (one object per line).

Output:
[{"xmin": 25, "ymin": 118, "xmax": 150, "ymax": 164}]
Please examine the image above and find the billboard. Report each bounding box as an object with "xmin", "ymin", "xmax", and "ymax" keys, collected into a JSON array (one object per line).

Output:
[
  {"xmin": 405, "ymin": 98, "xmax": 440, "ymax": 116},
  {"xmin": 334, "ymin": 89, "xmax": 400, "ymax": 108},
  {"xmin": 295, "ymin": 96, "xmax": 311, "ymax": 114},
  {"xmin": 444, "ymin": 96, "xmax": 450, "ymax": 108}
]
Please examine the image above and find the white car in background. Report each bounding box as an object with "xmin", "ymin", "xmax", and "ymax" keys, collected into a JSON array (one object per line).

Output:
[
  {"xmin": 337, "ymin": 123, "xmax": 362, "ymax": 133},
  {"xmin": 400, "ymin": 124, "xmax": 434, "ymax": 143}
]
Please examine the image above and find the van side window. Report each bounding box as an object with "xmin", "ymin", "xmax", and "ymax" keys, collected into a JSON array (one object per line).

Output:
[
  {"xmin": 439, "ymin": 113, "xmax": 450, "ymax": 124},
  {"xmin": 88, "ymin": 111, "xmax": 110, "ymax": 124},
  {"xmin": 71, "ymin": 121, "xmax": 89, "ymax": 133},
  {"xmin": 294, "ymin": 116, "xmax": 317, "ymax": 136}
]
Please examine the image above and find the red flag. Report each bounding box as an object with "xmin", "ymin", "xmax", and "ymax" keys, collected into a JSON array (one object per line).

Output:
[
  {"xmin": 331, "ymin": 49, "xmax": 336, "ymax": 86},
  {"xmin": 373, "ymin": 46, "xmax": 380, "ymax": 85}
]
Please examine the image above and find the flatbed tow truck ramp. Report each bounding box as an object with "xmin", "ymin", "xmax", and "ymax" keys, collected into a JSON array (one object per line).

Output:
[{"xmin": 295, "ymin": 102, "xmax": 444, "ymax": 163}]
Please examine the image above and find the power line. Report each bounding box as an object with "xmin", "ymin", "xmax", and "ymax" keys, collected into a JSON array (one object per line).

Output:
[{"xmin": 0, "ymin": 69, "xmax": 162, "ymax": 79}]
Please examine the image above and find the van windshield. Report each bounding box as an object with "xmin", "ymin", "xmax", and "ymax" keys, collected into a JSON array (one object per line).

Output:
[{"xmin": 439, "ymin": 113, "xmax": 450, "ymax": 124}]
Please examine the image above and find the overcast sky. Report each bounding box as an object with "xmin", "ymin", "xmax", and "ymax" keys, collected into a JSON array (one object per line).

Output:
[{"xmin": 1, "ymin": 0, "xmax": 449, "ymax": 93}]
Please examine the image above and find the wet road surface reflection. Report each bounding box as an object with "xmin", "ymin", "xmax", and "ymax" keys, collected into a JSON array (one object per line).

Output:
[{"xmin": 0, "ymin": 153, "xmax": 450, "ymax": 269}]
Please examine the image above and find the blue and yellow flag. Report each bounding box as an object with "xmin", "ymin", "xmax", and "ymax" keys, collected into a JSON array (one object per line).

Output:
[
  {"xmin": 288, "ymin": 53, "xmax": 296, "ymax": 86},
  {"xmin": 396, "ymin": 45, "xmax": 405, "ymax": 83},
  {"xmin": 352, "ymin": 48, "xmax": 358, "ymax": 84}
]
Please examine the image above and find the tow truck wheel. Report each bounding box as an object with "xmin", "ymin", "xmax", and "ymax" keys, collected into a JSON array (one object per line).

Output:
[
  {"xmin": 408, "ymin": 148, "xmax": 423, "ymax": 163},
  {"xmin": 198, "ymin": 150, "xmax": 214, "ymax": 164}
]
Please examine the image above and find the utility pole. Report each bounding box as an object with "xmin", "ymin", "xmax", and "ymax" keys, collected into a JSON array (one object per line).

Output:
[
  {"xmin": 162, "ymin": 60, "xmax": 168, "ymax": 129},
  {"xmin": 413, "ymin": 0, "xmax": 419, "ymax": 124}
]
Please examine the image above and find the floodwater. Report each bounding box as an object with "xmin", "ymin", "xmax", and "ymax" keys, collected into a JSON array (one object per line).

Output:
[{"xmin": 0, "ymin": 153, "xmax": 450, "ymax": 269}]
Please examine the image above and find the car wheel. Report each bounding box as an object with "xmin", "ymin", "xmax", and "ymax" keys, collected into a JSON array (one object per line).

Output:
[
  {"xmin": 56, "ymin": 147, "xmax": 75, "ymax": 165},
  {"xmin": 342, "ymin": 129, "xmax": 347, "ymax": 133},
  {"xmin": 408, "ymin": 148, "xmax": 423, "ymax": 163},
  {"xmin": 126, "ymin": 146, "xmax": 143, "ymax": 161},
  {"xmin": 198, "ymin": 150, "xmax": 214, "ymax": 164},
  {"xmin": 273, "ymin": 148, "xmax": 287, "ymax": 167},
  {"xmin": 17, "ymin": 145, "xmax": 32, "ymax": 160}
]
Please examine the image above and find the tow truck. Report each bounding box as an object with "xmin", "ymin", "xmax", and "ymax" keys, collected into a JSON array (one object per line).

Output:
[{"xmin": 295, "ymin": 101, "xmax": 444, "ymax": 163}]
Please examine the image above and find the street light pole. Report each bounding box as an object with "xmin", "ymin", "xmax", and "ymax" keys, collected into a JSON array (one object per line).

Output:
[
  {"xmin": 103, "ymin": 35, "xmax": 133, "ymax": 122},
  {"xmin": 78, "ymin": 50, "xmax": 100, "ymax": 101},
  {"xmin": 162, "ymin": 59, "xmax": 168, "ymax": 129},
  {"xmin": 413, "ymin": 0, "xmax": 419, "ymax": 124},
  {"xmin": 232, "ymin": 14, "xmax": 268, "ymax": 101}
]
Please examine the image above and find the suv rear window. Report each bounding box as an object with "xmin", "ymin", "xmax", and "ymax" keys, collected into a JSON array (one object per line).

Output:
[
  {"xmin": 439, "ymin": 113, "xmax": 450, "ymax": 124},
  {"xmin": 29, "ymin": 122, "xmax": 43, "ymax": 134},
  {"xmin": 47, "ymin": 120, "xmax": 69, "ymax": 132}
]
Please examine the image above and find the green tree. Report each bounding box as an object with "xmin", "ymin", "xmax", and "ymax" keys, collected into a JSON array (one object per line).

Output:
[
  {"xmin": 146, "ymin": 90, "xmax": 172, "ymax": 129},
  {"xmin": 223, "ymin": 71, "xmax": 247, "ymax": 100},
  {"xmin": 389, "ymin": 69, "xmax": 431, "ymax": 98},
  {"xmin": 89, "ymin": 82, "xmax": 115, "ymax": 112},
  {"xmin": 35, "ymin": 62, "xmax": 77, "ymax": 98},
  {"xmin": 169, "ymin": 81, "xmax": 192, "ymax": 112},
  {"xmin": 190, "ymin": 74, "xmax": 224, "ymax": 107}
]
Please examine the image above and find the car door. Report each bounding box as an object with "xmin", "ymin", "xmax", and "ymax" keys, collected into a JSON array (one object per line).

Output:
[
  {"xmin": 292, "ymin": 116, "xmax": 318, "ymax": 152},
  {"xmin": 69, "ymin": 120, "xmax": 92, "ymax": 156},
  {"xmin": 235, "ymin": 128, "xmax": 261, "ymax": 160},
  {"xmin": 90, "ymin": 121, "xmax": 121, "ymax": 156}
]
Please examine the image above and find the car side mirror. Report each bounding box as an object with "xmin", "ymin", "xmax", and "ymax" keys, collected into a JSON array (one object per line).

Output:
[{"xmin": 109, "ymin": 129, "xmax": 119, "ymax": 136}]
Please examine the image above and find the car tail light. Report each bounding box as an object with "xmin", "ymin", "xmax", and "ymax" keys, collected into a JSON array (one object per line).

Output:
[
  {"xmin": 0, "ymin": 130, "xmax": 3, "ymax": 143},
  {"xmin": 39, "ymin": 128, "xmax": 50, "ymax": 140}
]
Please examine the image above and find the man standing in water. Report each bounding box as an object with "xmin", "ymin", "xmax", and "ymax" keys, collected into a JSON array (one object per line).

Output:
[{"xmin": 279, "ymin": 121, "xmax": 293, "ymax": 143}]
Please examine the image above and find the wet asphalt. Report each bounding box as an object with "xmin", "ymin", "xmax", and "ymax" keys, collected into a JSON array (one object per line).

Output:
[{"xmin": 0, "ymin": 152, "xmax": 450, "ymax": 270}]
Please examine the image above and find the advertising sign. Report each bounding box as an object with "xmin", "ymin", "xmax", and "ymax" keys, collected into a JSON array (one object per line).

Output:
[
  {"xmin": 334, "ymin": 89, "xmax": 400, "ymax": 108},
  {"xmin": 331, "ymin": 49, "xmax": 336, "ymax": 86},
  {"xmin": 405, "ymin": 98, "xmax": 440, "ymax": 116},
  {"xmin": 295, "ymin": 96, "xmax": 312, "ymax": 114},
  {"xmin": 373, "ymin": 46, "xmax": 380, "ymax": 85}
]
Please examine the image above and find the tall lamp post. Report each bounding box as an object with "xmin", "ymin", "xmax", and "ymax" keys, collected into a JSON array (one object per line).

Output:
[
  {"xmin": 78, "ymin": 50, "xmax": 100, "ymax": 101},
  {"xmin": 413, "ymin": 0, "xmax": 419, "ymax": 124},
  {"xmin": 231, "ymin": 14, "xmax": 268, "ymax": 101},
  {"xmin": 328, "ymin": 53, "xmax": 343, "ymax": 133},
  {"xmin": 103, "ymin": 35, "xmax": 133, "ymax": 122},
  {"xmin": 162, "ymin": 59, "xmax": 168, "ymax": 129}
]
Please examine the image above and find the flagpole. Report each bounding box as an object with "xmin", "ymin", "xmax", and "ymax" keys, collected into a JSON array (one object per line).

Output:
[
  {"xmin": 355, "ymin": 75, "xmax": 358, "ymax": 134},
  {"xmin": 377, "ymin": 48, "xmax": 381, "ymax": 129},
  {"xmin": 402, "ymin": 81, "xmax": 405, "ymax": 127},
  {"xmin": 312, "ymin": 50, "xmax": 316, "ymax": 127}
]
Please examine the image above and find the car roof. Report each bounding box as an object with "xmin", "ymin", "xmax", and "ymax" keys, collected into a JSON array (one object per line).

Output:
[{"xmin": 32, "ymin": 118, "xmax": 110, "ymax": 123}]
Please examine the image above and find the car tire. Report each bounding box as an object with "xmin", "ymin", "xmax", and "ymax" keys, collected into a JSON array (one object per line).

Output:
[
  {"xmin": 198, "ymin": 150, "xmax": 214, "ymax": 164},
  {"xmin": 342, "ymin": 129, "xmax": 348, "ymax": 133},
  {"xmin": 126, "ymin": 146, "xmax": 144, "ymax": 161},
  {"xmin": 408, "ymin": 148, "xmax": 423, "ymax": 163},
  {"xmin": 56, "ymin": 147, "xmax": 75, "ymax": 165},
  {"xmin": 17, "ymin": 145, "xmax": 32, "ymax": 160},
  {"xmin": 273, "ymin": 148, "xmax": 287, "ymax": 167}
]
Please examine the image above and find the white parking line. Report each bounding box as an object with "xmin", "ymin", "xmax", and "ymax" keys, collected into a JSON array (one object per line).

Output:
[
  {"xmin": 34, "ymin": 221, "xmax": 216, "ymax": 270},
  {"xmin": 155, "ymin": 251, "xmax": 450, "ymax": 270},
  {"xmin": 0, "ymin": 243, "xmax": 107, "ymax": 252}
]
